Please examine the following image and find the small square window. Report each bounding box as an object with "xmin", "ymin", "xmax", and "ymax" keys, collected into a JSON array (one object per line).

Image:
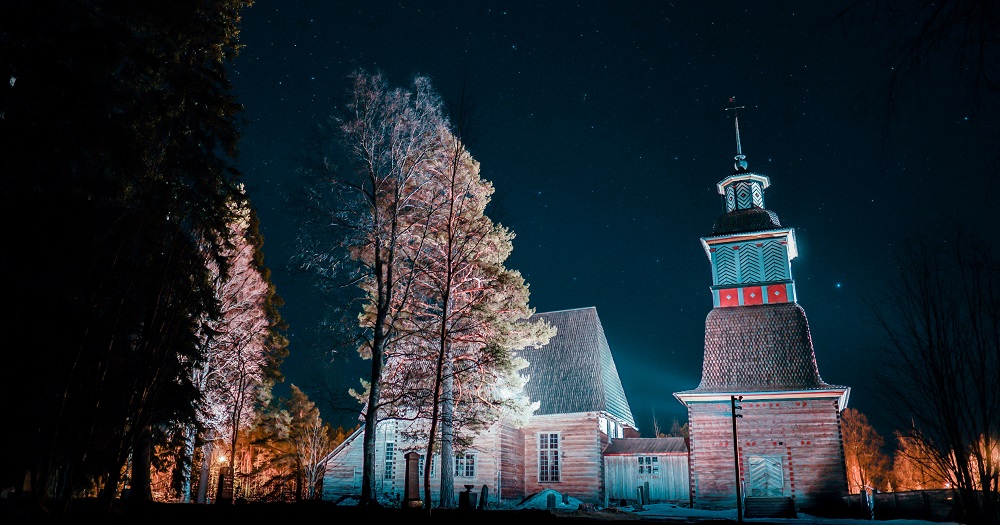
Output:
[{"xmin": 637, "ymin": 456, "xmax": 659, "ymax": 474}]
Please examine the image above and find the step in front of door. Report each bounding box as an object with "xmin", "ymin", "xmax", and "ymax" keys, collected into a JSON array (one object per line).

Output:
[{"xmin": 744, "ymin": 496, "xmax": 797, "ymax": 519}]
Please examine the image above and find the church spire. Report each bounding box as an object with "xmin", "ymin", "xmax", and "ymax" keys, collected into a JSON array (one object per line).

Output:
[
  {"xmin": 726, "ymin": 97, "xmax": 748, "ymax": 173},
  {"xmin": 715, "ymin": 98, "xmax": 770, "ymax": 217}
]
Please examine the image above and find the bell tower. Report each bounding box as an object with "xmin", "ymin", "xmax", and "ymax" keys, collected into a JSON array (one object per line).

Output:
[{"xmin": 674, "ymin": 104, "xmax": 850, "ymax": 513}]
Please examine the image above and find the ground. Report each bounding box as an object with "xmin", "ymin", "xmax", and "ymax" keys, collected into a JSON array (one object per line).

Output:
[{"xmin": 0, "ymin": 495, "xmax": 964, "ymax": 524}]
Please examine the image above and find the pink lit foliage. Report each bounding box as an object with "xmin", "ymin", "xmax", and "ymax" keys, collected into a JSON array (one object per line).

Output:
[
  {"xmin": 287, "ymin": 384, "xmax": 334, "ymax": 500},
  {"xmin": 323, "ymin": 70, "xmax": 450, "ymax": 507},
  {"xmin": 184, "ymin": 197, "xmax": 273, "ymax": 501},
  {"xmin": 381, "ymin": 126, "xmax": 555, "ymax": 507}
]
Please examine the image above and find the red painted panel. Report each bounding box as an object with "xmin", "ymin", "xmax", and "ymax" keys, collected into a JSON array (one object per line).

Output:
[
  {"xmin": 743, "ymin": 286, "xmax": 763, "ymax": 305},
  {"xmin": 719, "ymin": 288, "xmax": 739, "ymax": 307},
  {"xmin": 767, "ymin": 284, "xmax": 788, "ymax": 303}
]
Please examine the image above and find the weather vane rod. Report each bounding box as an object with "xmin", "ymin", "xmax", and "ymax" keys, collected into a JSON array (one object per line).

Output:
[{"xmin": 725, "ymin": 97, "xmax": 746, "ymax": 156}]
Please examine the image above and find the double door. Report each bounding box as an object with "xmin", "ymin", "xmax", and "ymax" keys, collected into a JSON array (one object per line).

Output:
[{"xmin": 747, "ymin": 455, "xmax": 783, "ymax": 497}]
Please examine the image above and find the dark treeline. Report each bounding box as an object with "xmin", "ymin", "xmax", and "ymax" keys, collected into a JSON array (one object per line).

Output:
[{"xmin": 0, "ymin": 0, "xmax": 288, "ymax": 513}]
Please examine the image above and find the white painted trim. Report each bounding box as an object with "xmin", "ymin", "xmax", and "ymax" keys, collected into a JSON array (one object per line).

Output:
[
  {"xmin": 700, "ymin": 228, "xmax": 796, "ymax": 261},
  {"xmin": 716, "ymin": 173, "xmax": 771, "ymax": 194},
  {"xmin": 674, "ymin": 387, "xmax": 850, "ymax": 409}
]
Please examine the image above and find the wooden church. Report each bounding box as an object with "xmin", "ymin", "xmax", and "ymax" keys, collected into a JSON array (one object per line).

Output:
[
  {"xmin": 673, "ymin": 111, "xmax": 850, "ymax": 514},
  {"xmin": 320, "ymin": 307, "xmax": 657, "ymax": 507}
]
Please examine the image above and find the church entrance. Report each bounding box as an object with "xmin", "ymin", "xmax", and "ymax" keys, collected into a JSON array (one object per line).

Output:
[{"xmin": 747, "ymin": 455, "xmax": 783, "ymax": 497}]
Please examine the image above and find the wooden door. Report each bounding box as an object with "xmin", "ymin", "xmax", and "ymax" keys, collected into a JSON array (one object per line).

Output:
[{"xmin": 747, "ymin": 455, "xmax": 783, "ymax": 497}]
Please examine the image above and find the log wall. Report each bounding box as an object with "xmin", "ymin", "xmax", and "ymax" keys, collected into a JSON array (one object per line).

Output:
[
  {"xmin": 687, "ymin": 396, "xmax": 848, "ymax": 510},
  {"xmin": 321, "ymin": 420, "xmax": 507, "ymax": 506},
  {"xmin": 522, "ymin": 412, "xmax": 604, "ymax": 504},
  {"xmin": 498, "ymin": 422, "xmax": 525, "ymax": 500}
]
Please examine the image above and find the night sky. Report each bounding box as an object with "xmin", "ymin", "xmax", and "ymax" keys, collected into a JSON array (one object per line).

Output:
[{"xmin": 230, "ymin": 1, "xmax": 995, "ymax": 438}]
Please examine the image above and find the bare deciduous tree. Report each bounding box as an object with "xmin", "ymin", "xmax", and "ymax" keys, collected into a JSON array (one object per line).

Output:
[
  {"xmin": 838, "ymin": 0, "xmax": 1000, "ymax": 120},
  {"xmin": 869, "ymin": 231, "xmax": 999, "ymax": 523},
  {"xmin": 392, "ymin": 126, "xmax": 553, "ymax": 508},
  {"xmin": 892, "ymin": 432, "xmax": 949, "ymax": 491},
  {"xmin": 299, "ymin": 70, "xmax": 448, "ymax": 507}
]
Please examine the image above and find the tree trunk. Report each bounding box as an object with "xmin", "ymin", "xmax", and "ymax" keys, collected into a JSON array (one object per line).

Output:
[
  {"xmin": 196, "ymin": 439, "xmax": 213, "ymax": 503},
  {"xmin": 439, "ymin": 356, "xmax": 455, "ymax": 508},
  {"xmin": 128, "ymin": 425, "xmax": 153, "ymax": 502},
  {"xmin": 99, "ymin": 466, "xmax": 121, "ymax": 508},
  {"xmin": 360, "ymin": 330, "xmax": 386, "ymax": 507},
  {"xmin": 180, "ymin": 424, "xmax": 196, "ymax": 503},
  {"xmin": 423, "ymin": 329, "xmax": 447, "ymax": 509}
]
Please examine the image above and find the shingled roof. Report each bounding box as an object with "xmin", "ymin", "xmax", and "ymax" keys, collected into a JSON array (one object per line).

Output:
[
  {"xmin": 677, "ymin": 302, "xmax": 842, "ymax": 394},
  {"xmin": 603, "ymin": 437, "xmax": 688, "ymax": 455},
  {"xmin": 712, "ymin": 206, "xmax": 782, "ymax": 235},
  {"xmin": 517, "ymin": 307, "xmax": 637, "ymax": 429}
]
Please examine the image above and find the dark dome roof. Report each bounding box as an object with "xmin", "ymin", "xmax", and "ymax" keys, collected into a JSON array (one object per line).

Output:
[{"xmin": 712, "ymin": 206, "xmax": 781, "ymax": 235}]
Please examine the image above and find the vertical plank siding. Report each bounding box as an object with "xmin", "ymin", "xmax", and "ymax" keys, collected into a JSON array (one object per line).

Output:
[
  {"xmin": 321, "ymin": 308, "xmax": 644, "ymax": 507},
  {"xmin": 321, "ymin": 429, "xmax": 365, "ymax": 501},
  {"xmin": 604, "ymin": 455, "xmax": 690, "ymax": 502},
  {"xmin": 687, "ymin": 397, "xmax": 848, "ymax": 510}
]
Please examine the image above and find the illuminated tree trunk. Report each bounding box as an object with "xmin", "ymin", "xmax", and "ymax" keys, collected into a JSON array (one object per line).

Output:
[
  {"xmin": 440, "ymin": 356, "xmax": 456, "ymax": 508},
  {"xmin": 180, "ymin": 425, "xmax": 196, "ymax": 502},
  {"xmin": 197, "ymin": 438, "xmax": 213, "ymax": 504}
]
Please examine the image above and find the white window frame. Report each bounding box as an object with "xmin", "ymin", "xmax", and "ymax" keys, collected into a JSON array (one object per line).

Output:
[
  {"xmin": 454, "ymin": 452, "xmax": 477, "ymax": 478},
  {"xmin": 384, "ymin": 442, "xmax": 395, "ymax": 480},
  {"xmin": 638, "ymin": 455, "xmax": 659, "ymax": 474},
  {"xmin": 418, "ymin": 454, "xmax": 437, "ymax": 476},
  {"xmin": 538, "ymin": 432, "xmax": 560, "ymax": 482}
]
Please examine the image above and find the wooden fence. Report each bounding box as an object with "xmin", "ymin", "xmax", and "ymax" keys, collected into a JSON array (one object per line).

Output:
[{"xmin": 844, "ymin": 489, "xmax": 961, "ymax": 522}]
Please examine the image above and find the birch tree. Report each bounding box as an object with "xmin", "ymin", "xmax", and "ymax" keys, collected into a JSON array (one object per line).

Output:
[
  {"xmin": 287, "ymin": 385, "xmax": 335, "ymax": 500},
  {"xmin": 299, "ymin": 70, "xmax": 447, "ymax": 507}
]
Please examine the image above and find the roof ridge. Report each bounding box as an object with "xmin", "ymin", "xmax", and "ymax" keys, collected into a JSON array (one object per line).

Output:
[{"xmin": 533, "ymin": 306, "xmax": 597, "ymax": 315}]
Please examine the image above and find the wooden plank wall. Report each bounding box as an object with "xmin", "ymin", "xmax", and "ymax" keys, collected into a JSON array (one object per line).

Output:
[
  {"xmin": 522, "ymin": 412, "xmax": 604, "ymax": 504},
  {"xmin": 604, "ymin": 454, "xmax": 690, "ymax": 503},
  {"xmin": 687, "ymin": 397, "xmax": 848, "ymax": 510},
  {"xmin": 321, "ymin": 432, "xmax": 365, "ymax": 501},
  {"xmin": 321, "ymin": 420, "xmax": 507, "ymax": 505},
  {"xmin": 498, "ymin": 421, "xmax": 525, "ymax": 500}
]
